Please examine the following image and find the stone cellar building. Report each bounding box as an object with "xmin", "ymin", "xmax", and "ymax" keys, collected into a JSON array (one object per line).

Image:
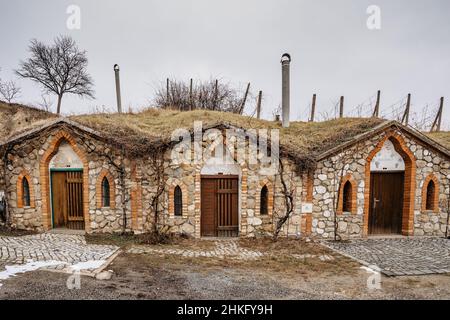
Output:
[{"xmin": 0, "ymin": 104, "xmax": 449, "ymax": 239}]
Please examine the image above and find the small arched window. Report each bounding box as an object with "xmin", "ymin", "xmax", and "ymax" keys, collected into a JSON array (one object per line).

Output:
[
  {"xmin": 425, "ymin": 180, "xmax": 436, "ymax": 211},
  {"xmin": 260, "ymin": 185, "xmax": 269, "ymax": 215},
  {"xmin": 342, "ymin": 181, "xmax": 352, "ymax": 213},
  {"xmin": 102, "ymin": 177, "xmax": 110, "ymax": 207},
  {"xmin": 22, "ymin": 177, "xmax": 31, "ymax": 207},
  {"xmin": 174, "ymin": 186, "xmax": 182, "ymax": 216}
]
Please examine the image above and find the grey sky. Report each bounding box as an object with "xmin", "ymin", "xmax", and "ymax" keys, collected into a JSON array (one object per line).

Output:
[{"xmin": 0, "ymin": 0, "xmax": 449, "ymax": 129}]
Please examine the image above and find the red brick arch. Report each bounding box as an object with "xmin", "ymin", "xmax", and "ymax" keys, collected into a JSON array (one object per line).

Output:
[
  {"xmin": 17, "ymin": 170, "xmax": 35, "ymax": 208},
  {"xmin": 96, "ymin": 169, "xmax": 116, "ymax": 209},
  {"xmin": 255, "ymin": 178, "xmax": 274, "ymax": 216},
  {"xmin": 421, "ymin": 174, "xmax": 439, "ymax": 212},
  {"xmin": 39, "ymin": 130, "xmax": 90, "ymax": 231},
  {"xmin": 337, "ymin": 174, "xmax": 357, "ymax": 215},
  {"xmin": 363, "ymin": 131, "xmax": 416, "ymax": 236}
]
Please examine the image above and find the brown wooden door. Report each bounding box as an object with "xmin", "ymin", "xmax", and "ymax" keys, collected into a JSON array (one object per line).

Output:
[
  {"xmin": 51, "ymin": 171, "xmax": 85, "ymax": 230},
  {"xmin": 201, "ymin": 178, "xmax": 216, "ymax": 237},
  {"xmin": 51, "ymin": 172, "xmax": 67, "ymax": 228},
  {"xmin": 369, "ymin": 172, "xmax": 404, "ymax": 235},
  {"xmin": 201, "ymin": 176, "xmax": 239, "ymax": 237}
]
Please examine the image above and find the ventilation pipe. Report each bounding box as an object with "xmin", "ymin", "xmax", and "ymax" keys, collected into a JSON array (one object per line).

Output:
[
  {"xmin": 114, "ymin": 64, "xmax": 122, "ymax": 113},
  {"xmin": 281, "ymin": 53, "xmax": 291, "ymax": 128}
]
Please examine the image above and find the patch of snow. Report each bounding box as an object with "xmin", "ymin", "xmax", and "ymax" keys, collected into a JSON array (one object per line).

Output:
[
  {"xmin": 68, "ymin": 260, "xmax": 106, "ymax": 271},
  {"xmin": 0, "ymin": 260, "xmax": 65, "ymax": 287},
  {"xmin": 0, "ymin": 259, "xmax": 107, "ymax": 288}
]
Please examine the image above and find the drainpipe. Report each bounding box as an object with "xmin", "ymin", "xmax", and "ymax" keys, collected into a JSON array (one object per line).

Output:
[{"xmin": 281, "ymin": 53, "xmax": 291, "ymax": 128}]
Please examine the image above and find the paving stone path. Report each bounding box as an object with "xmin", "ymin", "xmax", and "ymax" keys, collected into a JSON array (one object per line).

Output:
[
  {"xmin": 0, "ymin": 233, "xmax": 119, "ymax": 272},
  {"xmin": 128, "ymin": 239, "xmax": 264, "ymax": 260},
  {"xmin": 322, "ymin": 237, "xmax": 450, "ymax": 276}
]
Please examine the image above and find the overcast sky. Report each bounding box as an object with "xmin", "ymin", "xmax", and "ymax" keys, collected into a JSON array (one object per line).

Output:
[{"xmin": 0, "ymin": 0, "xmax": 449, "ymax": 129}]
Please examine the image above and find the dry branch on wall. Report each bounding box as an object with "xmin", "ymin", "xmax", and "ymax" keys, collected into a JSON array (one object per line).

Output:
[{"xmin": 273, "ymin": 159, "xmax": 296, "ymax": 239}]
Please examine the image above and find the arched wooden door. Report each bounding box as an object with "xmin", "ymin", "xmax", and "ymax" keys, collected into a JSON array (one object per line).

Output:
[
  {"xmin": 368, "ymin": 172, "xmax": 404, "ymax": 235},
  {"xmin": 51, "ymin": 169, "xmax": 85, "ymax": 230},
  {"xmin": 201, "ymin": 175, "xmax": 239, "ymax": 237}
]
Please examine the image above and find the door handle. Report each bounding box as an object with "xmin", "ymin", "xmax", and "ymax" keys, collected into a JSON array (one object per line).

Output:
[{"xmin": 373, "ymin": 198, "xmax": 380, "ymax": 209}]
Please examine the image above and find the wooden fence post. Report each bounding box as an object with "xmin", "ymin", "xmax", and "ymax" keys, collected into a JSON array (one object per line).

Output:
[
  {"xmin": 239, "ymin": 82, "xmax": 251, "ymax": 114},
  {"xmin": 256, "ymin": 90, "xmax": 262, "ymax": 119},
  {"xmin": 310, "ymin": 94, "xmax": 316, "ymax": 122},
  {"xmin": 166, "ymin": 78, "xmax": 170, "ymax": 106},
  {"xmin": 401, "ymin": 94, "xmax": 411, "ymax": 125},
  {"xmin": 339, "ymin": 96, "xmax": 344, "ymax": 118},
  {"xmin": 430, "ymin": 97, "xmax": 444, "ymax": 132},
  {"xmin": 189, "ymin": 78, "xmax": 193, "ymax": 110},
  {"xmin": 372, "ymin": 90, "xmax": 381, "ymax": 117},
  {"xmin": 213, "ymin": 79, "xmax": 218, "ymax": 110}
]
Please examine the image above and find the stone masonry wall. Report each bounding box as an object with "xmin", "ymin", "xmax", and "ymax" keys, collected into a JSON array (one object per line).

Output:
[
  {"xmin": 153, "ymin": 133, "xmax": 305, "ymax": 238},
  {"xmin": 1, "ymin": 123, "xmax": 448, "ymax": 238},
  {"xmin": 312, "ymin": 127, "xmax": 450, "ymax": 239},
  {"xmin": 1, "ymin": 126, "xmax": 133, "ymax": 233}
]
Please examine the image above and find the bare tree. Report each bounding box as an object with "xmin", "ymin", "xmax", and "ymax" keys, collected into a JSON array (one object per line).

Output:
[
  {"xmin": 16, "ymin": 35, "xmax": 94, "ymax": 114},
  {"xmin": 36, "ymin": 93, "xmax": 53, "ymax": 112},
  {"xmin": 0, "ymin": 80, "xmax": 21, "ymax": 103}
]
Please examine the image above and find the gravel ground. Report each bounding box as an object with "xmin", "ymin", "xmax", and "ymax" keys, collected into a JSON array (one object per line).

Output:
[{"xmin": 0, "ymin": 249, "xmax": 449, "ymax": 300}]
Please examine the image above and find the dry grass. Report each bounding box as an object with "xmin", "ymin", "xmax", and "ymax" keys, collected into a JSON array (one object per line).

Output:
[
  {"xmin": 125, "ymin": 237, "xmax": 359, "ymax": 276},
  {"xmin": 3, "ymin": 101, "xmax": 447, "ymax": 165},
  {"xmin": 71, "ymin": 108, "xmax": 386, "ymax": 162},
  {"xmin": 427, "ymin": 131, "xmax": 450, "ymax": 149},
  {"xmin": 85, "ymin": 232, "xmax": 215, "ymax": 250},
  {"xmin": 0, "ymin": 101, "xmax": 55, "ymax": 143}
]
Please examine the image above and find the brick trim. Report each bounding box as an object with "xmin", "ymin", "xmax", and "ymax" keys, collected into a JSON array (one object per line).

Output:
[
  {"xmin": 39, "ymin": 130, "xmax": 90, "ymax": 232},
  {"xmin": 337, "ymin": 174, "xmax": 357, "ymax": 215},
  {"xmin": 130, "ymin": 161, "xmax": 143, "ymax": 231},
  {"xmin": 167, "ymin": 179, "xmax": 188, "ymax": 218},
  {"xmin": 255, "ymin": 178, "xmax": 274, "ymax": 216},
  {"xmin": 301, "ymin": 172, "xmax": 314, "ymax": 236},
  {"xmin": 363, "ymin": 131, "xmax": 416, "ymax": 236},
  {"xmin": 96, "ymin": 169, "xmax": 116, "ymax": 209},
  {"xmin": 16, "ymin": 170, "xmax": 35, "ymax": 208},
  {"xmin": 421, "ymin": 174, "xmax": 439, "ymax": 212}
]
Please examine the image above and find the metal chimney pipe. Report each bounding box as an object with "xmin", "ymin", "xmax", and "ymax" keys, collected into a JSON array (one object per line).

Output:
[
  {"xmin": 281, "ymin": 53, "xmax": 291, "ymax": 128},
  {"xmin": 114, "ymin": 64, "xmax": 122, "ymax": 113}
]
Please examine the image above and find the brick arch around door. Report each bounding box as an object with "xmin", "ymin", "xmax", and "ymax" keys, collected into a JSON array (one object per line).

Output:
[
  {"xmin": 199, "ymin": 145, "xmax": 242, "ymax": 237},
  {"xmin": 40, "ymin": 130, "xmax": 90, "ymax": 232},
  {"xmin": 363, "ymin": 132, "xmax": 416, "ymax": 236}
]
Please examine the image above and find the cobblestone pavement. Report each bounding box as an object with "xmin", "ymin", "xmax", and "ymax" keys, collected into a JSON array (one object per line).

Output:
[
  {"xmin": 322, "ymin": 237, "xmax": 450, "ymax": 276},
  {"xmin": 128, "ymin": 239, "xmax": 264, "ymax": 260},
  {"xmin": 0, "ymin": 233, "xmax": 119, "ymax": 272}
]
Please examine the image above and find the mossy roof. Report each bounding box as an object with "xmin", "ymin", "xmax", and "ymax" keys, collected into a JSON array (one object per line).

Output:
[{"xmin": 1, "ymin": 103, "xmax": 448, "ymax": 165}]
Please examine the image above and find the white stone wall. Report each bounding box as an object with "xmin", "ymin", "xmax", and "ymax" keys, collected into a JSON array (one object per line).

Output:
[
  {"xmin": 312, "ymin": 128, "xmax": 450, "ymax": 239},
  {"xmin": 1, "ymin": 124, "xmax": 448, "ymax": 239},
  {"xmin": 156, "ymin": 138, "xmax": 305, "ymax": 238},
  {"xmin": 1, "ymin": 127, "xmax": 132, "ymax": 233}
]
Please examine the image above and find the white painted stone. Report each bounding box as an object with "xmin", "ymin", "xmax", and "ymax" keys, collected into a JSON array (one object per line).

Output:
[{"xmin": 315, "ymin": 186, "xmax": 327, "ymax": 194}]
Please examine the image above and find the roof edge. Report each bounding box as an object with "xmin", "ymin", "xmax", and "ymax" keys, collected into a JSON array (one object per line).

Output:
[
  {"xmin": 315, "ymin": 120, "xmax": 450, "ymax": 161},
  {"xmin": 1, "ymin": 117, "xmax": 107, "ymax": 147}
]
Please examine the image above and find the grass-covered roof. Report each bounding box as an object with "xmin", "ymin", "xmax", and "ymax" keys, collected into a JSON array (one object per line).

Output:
[
  {"xmin": 1, "ymin": 102, "xmax": 448, "ymax": 166},
  {"xmin": 70, "ymin": 108, "xmax": 387, "ymax": 163}
]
